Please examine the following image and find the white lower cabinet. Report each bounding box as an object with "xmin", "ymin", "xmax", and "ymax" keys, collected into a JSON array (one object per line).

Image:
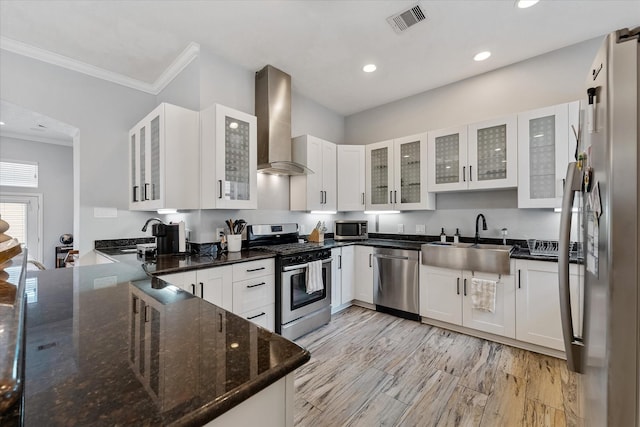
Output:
[
  {"xmin": 205, "ymin": 374, "xmax": 293, "ymax": 427},
  {"xmin": 232, "ymin": 259, "xmax": 276, "ymax": 331},
  {"xmin": 331, "ymin": 246, "xmax": 356, "ymax": 311},
  {"xmin": 197, "ymin": 266, "xmax": 233, "ymax": 311},
  {"xmin": 159, "ymin": 258, "xmax": 276, "ymax": 331},
  {"xmin": 419, "ymin": 264, "xmax": 516, "ymax": 338},
  {"xmin": 354, "ymin": 246, "xmax": 374, "ymax": 304},
  {"xmin": 159, "ymin": 270, "xmax": 197, "ymax": 294},
  {"xmin": 515, "ymin": 259, "xmax": 581, "ymax": 351}
]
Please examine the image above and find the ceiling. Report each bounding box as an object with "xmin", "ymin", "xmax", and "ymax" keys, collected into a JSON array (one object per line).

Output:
[
  {"xmin": 0, "ymin": 100, "xmax": 76, "ymax": 145},
  {"xmin": 0, "ymin": 1, "xmax": 638, "ymax": 116}
]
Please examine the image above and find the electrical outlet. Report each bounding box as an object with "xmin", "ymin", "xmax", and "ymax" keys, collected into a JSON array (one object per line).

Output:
[
  {"xmin": 416, "ymin": 224, "xmax": 426, "ymax": 233},
  {"xmin": 397, "ymin": 224, "xmax": 404, "ymax": 233},
  {"xmin": 215, "ymin": 228, "xmax": 224, "ymax": 241},
  {"xmin": 299, "ymin": 224, "xmax": 306, "ymax": 234}
]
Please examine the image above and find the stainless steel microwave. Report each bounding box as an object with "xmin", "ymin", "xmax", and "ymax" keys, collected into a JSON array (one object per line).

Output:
[{"xmin": 334, "ymin": 220, "xmax": 368, "ymax": 241}]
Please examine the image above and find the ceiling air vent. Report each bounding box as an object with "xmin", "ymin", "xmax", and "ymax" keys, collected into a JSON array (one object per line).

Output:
[{"xmin": 387, "ymin": 3, "xmax": 427, "ymax": 34}]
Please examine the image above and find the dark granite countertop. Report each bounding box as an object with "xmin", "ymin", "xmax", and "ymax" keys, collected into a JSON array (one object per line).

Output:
[
  {"xmin": 22, "ymin": 262, "xmax": 309, "ymax": 426},
  {"xmin": 98, "ymin": 248, "xmax": 276, "ymax": 275}
]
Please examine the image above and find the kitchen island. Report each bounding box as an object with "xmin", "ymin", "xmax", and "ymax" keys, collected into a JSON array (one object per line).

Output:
[{"xmin": 19, "ymin": 256, "xmax": 309, "ymax": 426}]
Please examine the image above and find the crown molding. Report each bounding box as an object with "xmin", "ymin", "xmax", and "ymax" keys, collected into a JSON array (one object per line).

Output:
[
  {"xmin": 1, "ymin": 130, "xmax": 74, "ymax": 147},
  {"xmin": 0, "ymin": 37, "xmax": 200, "ymax": 95}
]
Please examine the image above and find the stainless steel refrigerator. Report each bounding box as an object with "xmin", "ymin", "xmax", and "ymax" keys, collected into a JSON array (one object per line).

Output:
[{"xmin": 559, "ymin": 27, "xmax": 639, "ymax": 427}]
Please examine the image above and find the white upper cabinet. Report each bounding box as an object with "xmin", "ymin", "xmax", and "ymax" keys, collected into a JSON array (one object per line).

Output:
[
  {"xmin": 468, "ymin": 115, "xmax": 518, "ymax": 189},
  {"xmin": 517, "ymin": 101, "xmax": 580, "ymax": 208},
  {"xmin": 427, "ymin": 125, "xmax": 468, "ymax": 192},
  {"xmin": 290, "ymin": 135, "xmax": 337, "ymax": 211},
  {"xmin": 427, "ymin": 115, "xmax": 518, "ymax": 192},
  {"xmin": 366, "ymin": 133, "xmax": 435, "ymax": 211},
  {"xmin": 337, "ymin": 145, "xmax": 366, "ymax": 211},
  {"xmin": 201, "ymin": 104, "xmax": 258, "ymax": 210},
  {"xmin": 129, "ymin": 103, "xmax": 200, "ymax": 211}
]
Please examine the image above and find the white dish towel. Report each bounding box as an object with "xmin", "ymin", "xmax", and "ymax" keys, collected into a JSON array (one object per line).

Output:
[
  {"xmin": 306, "ymin": 260, "xmax": 324, "ymax": 294},
  {"xmin": 470, "ymin": 278, "xmax": 497, "ymax": 313}
]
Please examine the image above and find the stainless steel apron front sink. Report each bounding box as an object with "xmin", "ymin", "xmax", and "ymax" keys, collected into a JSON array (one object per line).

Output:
[{"xmin": 420, "ymin": 242, "xmax": 513, "ymax": 275}]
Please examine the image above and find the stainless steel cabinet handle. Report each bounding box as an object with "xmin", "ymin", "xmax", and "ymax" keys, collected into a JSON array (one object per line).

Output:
[
  {"xmin": 518, "ymin": 270, "xmax": 521, "ymax": 289},
  {"xmin": 191, "ymin": 283, "xmax": 196, "ymax": 295},
  {"xmin": 320, "ymin": 190, "xmax": 324, "ymax": 204},
  {"xmin": 463, "ymin": 278, "xmax": 467, "ymax": 296},
  {"xmin": 218, "ymin": 180, "xmax": 223, "ymax": 199},
  {"xmin": 133, "ymin": 186, "xmax": 139, "ymax": 202},
  {"xmin": 132, "ymin": 296, "xmax": 139, "ymax": 313},
  {"xmin": 389, "ymin": 191, "xmax": 393, "ymax": 204},
  {"xmin": 339, "ymin": 254, "xmax": 342, "ymax": 269},
  {"xmin": 246, "ymin": 267, "xmax": 266, "ymax": 272},
  {"xmin": 469, "ymin": 166, "xmax": 473, "ymax": 182},
  {"xmin": 219, "ymin": 313, "xmax": 223, "ymax": 333},
  {"xmin": 369, "ymin": 253, "xmax": 372, "ymax": 267},
  {"xmin": 247, "ymin": 282, "xmax": 266, "ymax": 288},
  {"xmin": 247, "ymin": 312, "xmax": 266, "ymax": 320},
  {"xmin": 456, "ymin": 278, "xmax": 460, "ymax": 295},
  {"xmin": 144, "ymin": 183, "xmax": 150, "ymax": 200},
  {"xmin": 200, "ymin": 281, "xmax": 204, "ymax": 296},
  {"xmin": 463, "ymin": 166, "xmax": 466, "ymax": 182},
  {"xmin": 144, "ymin": 305, "xmax": 149, "ymax": 323},
  {"xmin": 394, "ymin": 190, "xmax": 397, "ymax": 204},
  {"xmin": 362, "ymin": 192, "xmax": 365, "ymax": 205}
]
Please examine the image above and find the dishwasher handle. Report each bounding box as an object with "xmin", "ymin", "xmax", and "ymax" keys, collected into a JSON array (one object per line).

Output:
[{"xmin": 373, "ymin": 253, "xmax": 410, "ymax": 261}]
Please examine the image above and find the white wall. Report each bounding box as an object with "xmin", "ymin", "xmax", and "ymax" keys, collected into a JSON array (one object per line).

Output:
[
  {"xmin": 0, "ymin": 136, "xmax": 73, "ymax": 268},
  {"xmin": 345, "ymin": 37, "xmax": 602, "ymax": 144},
  {"xmin": 342, "ymin": 37, "xmax": 603, "ymax": 241},
  {"xmin": 0, "ymin": 49, "xmax": 160, "ymax": 256}
]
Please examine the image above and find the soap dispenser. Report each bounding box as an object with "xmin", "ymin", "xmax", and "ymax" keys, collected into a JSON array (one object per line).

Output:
[
  {"xmin": 440, "ymin": 228, "xmax": 447, "ymax": 243},
  {"xmin": 454, "ymin": 228, "xmax": 460, "ymax": 244}
]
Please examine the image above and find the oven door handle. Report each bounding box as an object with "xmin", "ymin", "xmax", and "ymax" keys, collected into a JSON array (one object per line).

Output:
[{"xmin": 282, "ymin": 258, "xmax": 333, "ymax": 272}]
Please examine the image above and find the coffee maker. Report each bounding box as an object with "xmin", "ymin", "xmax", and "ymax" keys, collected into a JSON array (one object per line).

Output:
[{"xmin": 141, "ymin": 218, "xmax": 186, "ymax": 255}]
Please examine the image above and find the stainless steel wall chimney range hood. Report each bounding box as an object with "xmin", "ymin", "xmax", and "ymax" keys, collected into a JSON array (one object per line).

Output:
[{"xmin": 255, "ymin": 65, "xmax": 312, "ymax": 175}]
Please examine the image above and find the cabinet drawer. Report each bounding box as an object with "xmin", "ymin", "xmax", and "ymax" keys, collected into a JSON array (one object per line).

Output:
[
  {"xmin": 240, "ymin": 303, "xmax": 275, "ymax": 331},
  {"xmin": 232, "ymin": 259, "xmax": 275, "ymax": 282},
  {"xmin": 233, "ymin": 275, "xmax": 275, "ymax": 313}
]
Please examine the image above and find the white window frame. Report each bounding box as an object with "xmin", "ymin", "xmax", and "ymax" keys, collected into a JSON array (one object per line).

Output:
[{"xmin": 0, "ymin": 192, "xmax": 43, "ymax": 262}]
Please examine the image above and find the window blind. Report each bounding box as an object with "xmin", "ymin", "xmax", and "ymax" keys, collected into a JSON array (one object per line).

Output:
[{"xmin": 0, "ymin": 160, "xmax": 38, "ymax": 188}]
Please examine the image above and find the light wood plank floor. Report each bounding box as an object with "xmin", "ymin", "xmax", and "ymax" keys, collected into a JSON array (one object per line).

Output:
[{"xmin": 294, "ymin": 306, "xmax": 583, "ymax": 427}]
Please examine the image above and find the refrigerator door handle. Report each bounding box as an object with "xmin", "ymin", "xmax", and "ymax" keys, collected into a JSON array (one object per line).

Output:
[{"xmin": 559, "ymin": 161, "xmax": 584, "ymax": 373}]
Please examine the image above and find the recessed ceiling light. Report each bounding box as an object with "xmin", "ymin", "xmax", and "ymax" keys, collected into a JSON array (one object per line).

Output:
[
  {"xmin": 517, "ymin": 0, "xmax": 539, "ymax": 8},
  {"xmin": 363, "ymin": 64, "xmax": 377, "ymax": 73},
  {"xmin": 0, "ymin": 121, "xmax": 5, "ymax": 126},
  {"xmin": 474, "ymin": 51, "xmax": 491, "ymax": 61}
]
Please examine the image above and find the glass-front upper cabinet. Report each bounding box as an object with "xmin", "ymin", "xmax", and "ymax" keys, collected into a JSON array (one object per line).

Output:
[
  {"xmin": 366, "ymin": 140, "xmax": 394, "ymax": 211},
  {"xmin": 366, "ymin": 134, "xmax": 435, "ymax": 211},
  {"xmin": 128, "ymin": 103, "xmax": 199, "ymax": 211},
  {"xmin": 517, "ymin": 101, "xmax": 579, "ymax": 208},
  {"xmin": 427, "ymin": 125, "xmax": 468, "ymax": 192},
  {"xmin": 467, "ymin": 115, "xmax": 518, "ymax": 190},
  {"xmin": 201, "ymin": 104, "xmax": 257, "ymax": 210},
  {"xmin": 393, "ymin": 134, "xmax": 433, "ymax": 210},
  {"xmin": 428, "ymin": 117, "xmax": 517, "ymax": 193}
]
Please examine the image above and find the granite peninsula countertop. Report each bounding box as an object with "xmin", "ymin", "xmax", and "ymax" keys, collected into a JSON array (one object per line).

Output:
[{"xmin": 21, "ymin": 262, "xmax": 309, "ymax": 426}]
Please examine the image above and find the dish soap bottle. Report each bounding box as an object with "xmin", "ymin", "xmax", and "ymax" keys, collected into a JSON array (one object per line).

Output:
[
  {"xmin": 454, "ymin": 228, "xmax": 460, "ymax": 244},
  {"xmin": 440, "ymin": 228, "xmax": 447, "ymax": 243}
]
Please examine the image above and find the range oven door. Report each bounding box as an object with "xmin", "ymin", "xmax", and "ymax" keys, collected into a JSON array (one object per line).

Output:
[{"xmin": 281, "ymin": 258, "xmax": 332, "ymax": 324}]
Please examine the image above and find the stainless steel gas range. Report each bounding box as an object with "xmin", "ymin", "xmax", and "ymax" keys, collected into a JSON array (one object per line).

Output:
[{"xmin": 246, "ymin": 223, "xmax": 332, "ymax": 340}]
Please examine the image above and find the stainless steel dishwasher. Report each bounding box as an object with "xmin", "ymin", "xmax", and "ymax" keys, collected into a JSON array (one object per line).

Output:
[{"xmin": 373, "ymin": 247, "xmax": 420, "ymax": 321}]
